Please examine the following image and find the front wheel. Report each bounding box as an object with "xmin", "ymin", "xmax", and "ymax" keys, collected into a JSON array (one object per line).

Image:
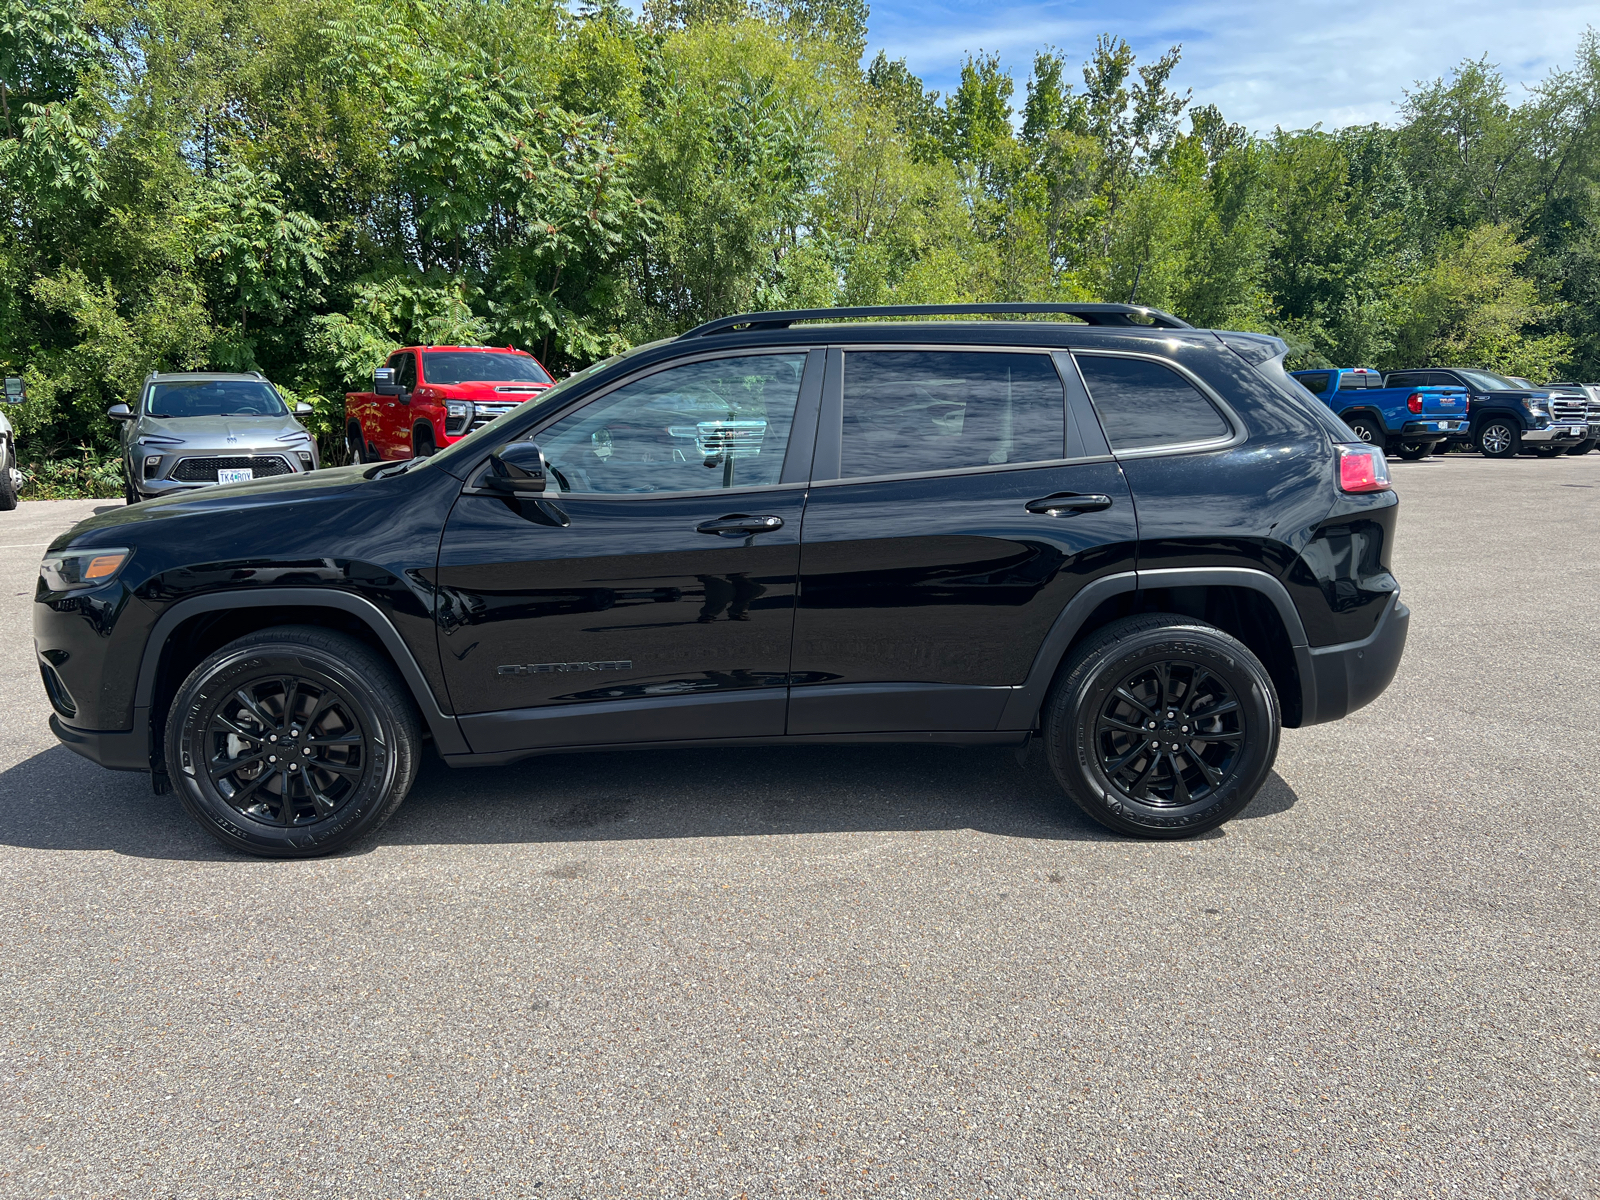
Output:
[
  {"xmin": 166, "ymin": 626, "xmax": 422, "ymax": 858},
  {"xmin": 1565, "ymin": 439, "xmax": 1596, "ymax": 456},
  {"xmin": 346, "ymin": 422, "xmax": 371, "ymax": 464},
  {"xmin": 1477, "ymin": 420, "xmax": 1520, "ymax": 458},
  {"xmin": 1532, "ymin": 446, "xmax": 1565, "ymax": 458},
  {"xmin": 1044, "ymin": 614, "xmax": 1280, "ymax": 839},
  {"xmin": 0, "ymin": 439, "xmax": 17, "ymax": 510}
]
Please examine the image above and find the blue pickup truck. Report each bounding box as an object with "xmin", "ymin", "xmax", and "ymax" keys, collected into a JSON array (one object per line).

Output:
[{"xmin": 1289, "ymin": 367, "xmax": 1469, "ymax": 459}]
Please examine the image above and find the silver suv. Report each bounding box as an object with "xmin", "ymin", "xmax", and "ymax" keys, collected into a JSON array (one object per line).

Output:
[
  {"xmin": 0, "ymin": 376, "xmax": 22, "ymax": 510},
  {"xmin": 111, "ymin": 372, "xmax": 321, "ymax": 503}
]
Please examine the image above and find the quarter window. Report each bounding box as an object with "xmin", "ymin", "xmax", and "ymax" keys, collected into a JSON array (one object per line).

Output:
[
  {"xmin": 1296, "ymin": 372, "xmax": 1332, "ymax": 395},
  {"xmin": 536, "ymin": 354, "xmax": 806, "ymax": 495},
  {"xmin": 1075, "ymin": 355, "xmax": 1230, "ymax": 451},
  {"xmin": 840, "ymin": 351, "xmax": 1064, "ymax": 478}
]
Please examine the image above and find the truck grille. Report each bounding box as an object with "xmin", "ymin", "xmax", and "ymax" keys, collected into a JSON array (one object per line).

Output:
[
  {"xmin": 171, "ymin": 455, "xmax": 294, "ymax": 482},
  {"xmin": 1550, "ymin": 396, "xmax": 1588, "ymax": 422},
  {"xmin": 467, "ymin": 402, "xmax": 520, "ymax": 434}
]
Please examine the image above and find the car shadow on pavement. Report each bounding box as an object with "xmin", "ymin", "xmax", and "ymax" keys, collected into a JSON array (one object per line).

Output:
[{"xmin": 0, "ymin": 741, "xmax": 1299, "ymax": 860}]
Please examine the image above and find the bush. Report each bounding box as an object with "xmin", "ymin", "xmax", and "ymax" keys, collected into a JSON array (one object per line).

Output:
[{"xmin": 19, "ymin": 446, "xmax": 125, "ymax": 500}]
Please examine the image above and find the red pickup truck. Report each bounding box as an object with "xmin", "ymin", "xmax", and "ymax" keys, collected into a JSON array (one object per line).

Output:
[{"xmin": 345, "ymin": 345, "xmax": 555, "ymax": 461}]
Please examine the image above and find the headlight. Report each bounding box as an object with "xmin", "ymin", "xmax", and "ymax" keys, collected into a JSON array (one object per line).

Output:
[
  {"xmin": 446, "ymin": 402, "xmax": 472, "ymax": 418},
  {"xmin": 40, "ymin": 548, "xmax": 132, "ymax": 592},
  {"xmin": 1522, "ymin": 399, "xmax": 1546, "ymax": 415}
]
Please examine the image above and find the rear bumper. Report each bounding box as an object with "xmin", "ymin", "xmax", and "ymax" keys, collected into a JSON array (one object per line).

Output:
[
  {"xmin": 1297, "ymin": 592, "xmax": 1410, "ymax": 726},
  {"xmin": 1400, "ymin": 420, "xmax": 1464, "ymax": 436},
  {"xmin": 49, "ymin": 712, "xmax": 150, "ymax": 772}
]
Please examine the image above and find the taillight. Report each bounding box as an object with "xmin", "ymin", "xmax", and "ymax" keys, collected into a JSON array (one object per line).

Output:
[
  {"xmin": 1336, "ymin": 444, "xmax": 1391, "ymax": 493},
  {"xmin": 1407, "ymin": 392, "xmax": 1423, "ymax": 414}
]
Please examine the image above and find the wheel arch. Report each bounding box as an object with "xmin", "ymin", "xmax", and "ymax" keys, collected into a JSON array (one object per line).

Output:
[
  {"xmin": 138, "ymin": 589, "xmax": 466, "ymax": 775},
  {"xmin": 1000, "ymin": 568, "xmax": 1316, "ymax": 733}
]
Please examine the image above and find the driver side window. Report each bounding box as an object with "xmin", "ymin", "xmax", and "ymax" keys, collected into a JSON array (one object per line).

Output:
[
  {"xmin": 536, "ymin": 354, "xmax": 807, "ymax": 495},
  {"xmin": 394, "ymin": 352, "xmax": 417, "ymax": 393}
]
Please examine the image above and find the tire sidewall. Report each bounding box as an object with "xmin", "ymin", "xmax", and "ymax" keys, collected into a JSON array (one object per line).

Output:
[
  {"xmin": 1056, "ymin": 630, "xmax": 1278, "ymax": 836},
  {"xmin": 168, "ymin": 643, "xmax": 402, "ymax": 857},
  {"xmin": 1478, "ymin": 421, "xmax": 1518, "ymax": 457}
]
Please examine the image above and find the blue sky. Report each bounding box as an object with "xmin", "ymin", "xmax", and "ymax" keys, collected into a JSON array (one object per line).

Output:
[{"xmin": 862, "ymin": 0, "xmax": 1598, "ymax": 133}]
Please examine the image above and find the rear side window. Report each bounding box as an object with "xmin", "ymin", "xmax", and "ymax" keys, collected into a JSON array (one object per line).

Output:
[
  {"xmin": 1075, "ymin": 355, "xmax": 1230, "ymax": 451},
  {"xmin": 840, "ymin": 351, "xmax": 1064, "ymax": 478},
  {"xmin": 1296, "ymin": 372, "xmax": 1332, "ymax": 395}
]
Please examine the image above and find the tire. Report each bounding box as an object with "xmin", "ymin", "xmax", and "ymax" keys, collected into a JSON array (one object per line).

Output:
[
  {"xmin": 1477, "ymin": 420, "xmax": 1520, "ymax": 458},
  {"xmin": 1396, "ymin": 442, "xmax": 1433, "ymax": 460},
  {"xmin": 1532, "ymin": 446, "xmax": 1565, "ymax": 458},
  {"xmin": 166, "ymin": 626, "xmax": 422, "ymax": 858},
  {"xmin": 413, "ymin": 425, "xmax": 436, "ymax": 458},
  {"xmin": 346, "ymin": 422, "xmax": 370, "ymax": 464},
  {"xmin": 1044, "ymin": 614, "xmax": 1281, "ymax": 839},
  {"xmin": 1565, "ymin": 439, "xmax": 1595, "ymax": 456},
  {"xmin": 0, "ymin": 439, "xmax": 17, "ymax": 510},
  {"xmin": 121, "ymin": 461, "xmax": 141, "ymax": 506},
  {"xmin": 1343, "ymin": 415, "xmax": 1384, "ymax": 448}
]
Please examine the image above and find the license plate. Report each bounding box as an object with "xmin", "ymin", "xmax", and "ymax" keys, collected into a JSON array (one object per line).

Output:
[{"xmin": 217, "ymin": 468, "xmax": 254, "ymax": 484}]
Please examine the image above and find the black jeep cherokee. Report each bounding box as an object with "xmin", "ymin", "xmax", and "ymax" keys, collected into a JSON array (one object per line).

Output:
[{"xmin": 35, "ymin": 304, "xmax": 1409, "ymax": 857}]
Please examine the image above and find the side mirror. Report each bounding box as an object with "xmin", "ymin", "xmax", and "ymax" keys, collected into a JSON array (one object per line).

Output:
[
  {"xmin": 373, "ymin": 367, "xmax": 400, "ymax": 397},
  {"xmin": 2, "ymin": 376, "xmax": 23, "ymax": 404},
  {"xmin": 294, "ymin": 401, "xmax": 314, "ymax": 415},
  {"xmin": 477, "ymin": 442, "xmax": 547, "ymax": 495},
  {"xmin": 107, "ymin": 403, "xmax": 134, "ymax": 421}
]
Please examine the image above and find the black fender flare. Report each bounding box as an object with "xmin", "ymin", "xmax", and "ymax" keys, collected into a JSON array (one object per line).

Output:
[
  {"xmin": 1335, "ymin": 407, "xmax": 1387, "ymax": 436},
  {"xmin": 134, "ymin": 588, "xmax": 467, "ymax": 757},
  {"xmin": 996, "ymin": 567, "xmax": 1317, "ymax": 730}
]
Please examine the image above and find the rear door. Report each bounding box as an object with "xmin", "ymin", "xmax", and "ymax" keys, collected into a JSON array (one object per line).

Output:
[
  {"xmin": 435, "ymin": 350, "xmax": 822, "ymax": 756},
  {"xmin": 789, "ymin": 346, "xmax": 1137, "ymax": 735}
]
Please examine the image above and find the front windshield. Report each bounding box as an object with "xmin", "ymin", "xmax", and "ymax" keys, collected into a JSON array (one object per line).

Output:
[
  {"xmin": 147, "ymin": 380, "xmax": 287, "ymax": 418},
  {"xmin": 421, "ymin": 344, "xmax": 660, "ymax": 473},
  {"xmin": 422, "ymin": 351, "xmax": 551, "ymax": 385},
  {"xmin": 1455, "ymin": 369, "xmax": 1518, "ymax": 392}
]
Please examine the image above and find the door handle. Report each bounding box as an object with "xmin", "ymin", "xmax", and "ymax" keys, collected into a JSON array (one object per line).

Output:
[
  {"xmin": 696, "ymin": 514, "xmax": 785, "ymax": 537},
  {"xmin": 1025, "ymin": 492, "xmax": 1113, "ymax": 516}
]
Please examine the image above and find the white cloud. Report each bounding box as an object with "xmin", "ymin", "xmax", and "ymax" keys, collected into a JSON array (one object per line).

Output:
[{"xmin": 865, "ymin": 0, "xmax": 1597, "ymax": 132}]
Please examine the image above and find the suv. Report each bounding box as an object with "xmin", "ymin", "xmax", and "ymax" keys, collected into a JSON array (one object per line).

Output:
[
  {"xmin": 344, "ymin": 345, "xmax": 555, "ymax": 462},
  {"xmin": 36, "ymin": 303, "xmax": 1410, "ymax": 858},
  {"xmin": 0, "ymin": 375, "xmax": 21, "ymax": 510},
  {"xmin": 1384, "ymin": 368, "xmax": 1588, "ymax": 457},
  {"xmin": 111, "ymin": 372, "xmax": 321, "ymax": 503}
]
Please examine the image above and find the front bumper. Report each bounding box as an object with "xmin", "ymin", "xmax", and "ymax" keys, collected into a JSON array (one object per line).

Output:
[
  {"xmin": 50, "ymin": 712, "xmax": 150, "ymax": 771},
  {"xmin": 1298, "ymin": 591, "xmax": 1410, "ymax": 726},
  {"xmin": 1522, "ymin": 423, "xmax": 1587, "ymax": 444}
]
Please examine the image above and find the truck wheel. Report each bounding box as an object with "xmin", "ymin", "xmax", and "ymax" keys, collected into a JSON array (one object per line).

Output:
[
  {"xmin": 346, "ymin": 422, "xmax": 370, "ymax": 464},
  {"xmin": 1567, "ymin": 439, "xmax": 1596, "ymax": 456},
  {"xmin": 1477, "ymin": 420, "xmax": 1520, "ymax": 457},
  {"xmin": 166, "ymin": 626, "xmax": 422, "ymax": 859},
  {"xmin": 0, "ymin": 439, "xmax": 17, "ymax": 510},
  {"xmin": 1396, "ymin": 442, "xmax": 1432, "ymax": 460},
  {"xmin": 1044, "ymin": 614, "xmax": 1280, "ymax": 839},
  {"xmin": 1532, "ymin": 446, "xmax": 1565, "ymax": 458},
  {"xmin": 1343, "ymin": 416, "xmax": 1384, "ymax": 448},
  {"xmin": 413, "ymin": 425, "xmax": 437, "ymax": 458}
]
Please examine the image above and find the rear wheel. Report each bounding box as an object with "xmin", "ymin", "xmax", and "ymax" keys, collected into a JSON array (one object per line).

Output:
[
  {"xmin": 0, "ymin": 439, "xmax": 17, "ymax": 510},
  {"xmin": 166, "ymin": 626, "xmax": 421, "ymax": 858},
  {"xmin": 1044, "ymin": 614, "xmax": 1280, "ymax": 839},
  {"xmin": 1477, "ymin": 420, "xmax": 1520, "ymax": 458},
  {"xmin": 1396, "ymin": 442, "xmax": 1433, "ymax": 460}
]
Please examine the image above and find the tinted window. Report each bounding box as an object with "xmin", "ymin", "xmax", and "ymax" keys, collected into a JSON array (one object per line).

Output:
[
  {"xmin": 395, "ymin": 353, "xmax": 417, "ymax": 391},
  {"xmin": 1455, "ymin": 368, "xmax": 1517, "ymax": 391},
  {"xmin": 840, "ymin": 351, "xmax": 1064, "ymax": 478},
  {"xmin": 423, "ymin": 351, "xmax": 551, "ymax": 385},
  {"xmin": 146, "ymin": 380, "xmax": 287, "ymax": 418},
  {"xmin": 1076, "ymin": 355, "xmax": 1230, "ymax": 451},
  {"xmin": 537, "ymin": 354, "xmax": 805, "ymax": 495},
  {"xmin": 1296, "ymin": 372, "xmax": 1332, "ymax": 395},
  {"xmin": 1338, "ymin": 370, "xmax": 1381, "ymax": 389}
]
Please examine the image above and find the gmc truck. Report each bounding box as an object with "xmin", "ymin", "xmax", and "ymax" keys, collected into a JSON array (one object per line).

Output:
[
  {"xmin": 346, "ymin": 345, "xmax": 555, "ymax": 461},
  {"xmin": 1289, "ymin": 367, "xmax": 1468, "ymax": 459},
  {"xmin": 1382, "ymin": 368, "xmax": 1588, "ymax": 458}
]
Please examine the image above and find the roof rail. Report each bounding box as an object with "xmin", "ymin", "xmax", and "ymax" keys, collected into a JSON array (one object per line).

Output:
[{"xmin": 679, "ymin": 303, "xmax": 1193, "ymax": 339}]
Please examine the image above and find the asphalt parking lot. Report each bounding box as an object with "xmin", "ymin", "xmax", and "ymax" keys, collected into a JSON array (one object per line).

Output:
[{"xmin": 1, "ymin": 453, "xmax": 1597, "ymax": 1199}]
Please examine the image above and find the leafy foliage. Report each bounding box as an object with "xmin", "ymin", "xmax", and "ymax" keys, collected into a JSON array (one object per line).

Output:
[{"xmin": 3, "ymin": 0, "xmax": 1600, "ymax": 488}]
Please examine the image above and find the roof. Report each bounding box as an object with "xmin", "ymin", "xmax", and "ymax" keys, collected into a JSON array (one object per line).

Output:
[{"xmin": 147, "ymin": 371, "xmax": 270, "ymax": 382}]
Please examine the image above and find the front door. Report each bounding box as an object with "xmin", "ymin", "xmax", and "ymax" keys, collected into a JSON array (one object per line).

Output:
[
  {"xmin": 789, "ymin": 347, "xmax": 1138, "ymax": 734},
  {"xmin": 435, "ymin": 350, "xmax": 820, "ymax": 755},
  {"xmin": 380, "ymin": 351, "xmax": 418, "ymax": 459}
]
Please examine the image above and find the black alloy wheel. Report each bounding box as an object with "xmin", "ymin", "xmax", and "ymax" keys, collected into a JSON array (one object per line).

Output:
[
  {"xmin": 1477, "ymin": 420, "xmax": 1520, "ymax": 458},
  {"xmin": 167, "ymin": 626, "xmax": 420, "ymax": 857},
  {"xmin": 414, "ymin": 425, "xmax": 437, "ymax": 458},
  {"xmin": 1567, "ymin": 439, "xmax": 1596, "ymax": 456},
  {"xmin": 1344, "ymin": 416, "xmax": 1384, "ymax": 448},
  {"xmin": 1045, "ymin": 614, "xmax": 1280, "ymax": 838},
  {"xmin": 1396, "ymin": 441, "xmax": 1432, "ymax": 460}
]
